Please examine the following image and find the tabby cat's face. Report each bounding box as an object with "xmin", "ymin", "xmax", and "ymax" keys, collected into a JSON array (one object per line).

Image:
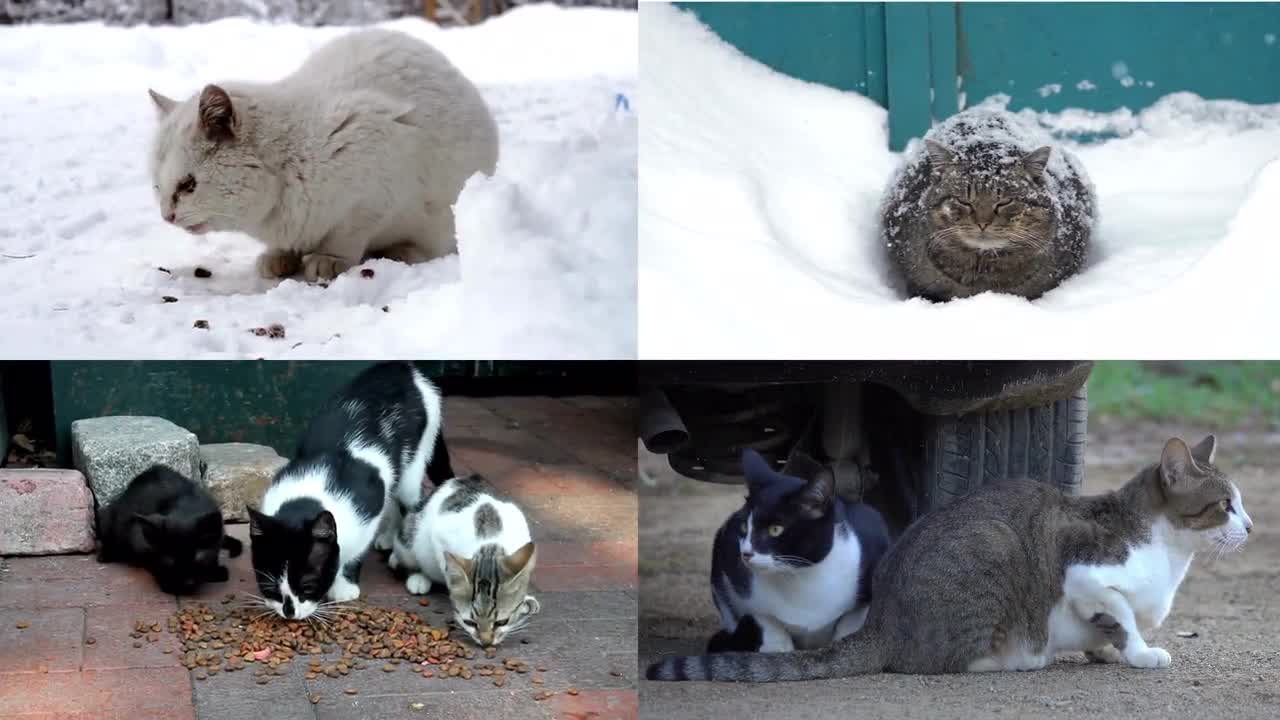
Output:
[
  {"xmin": 923, "ymin": 140, "xmax": 1056, "ymax": 252},
  {"xmin": 1160, "ymin": 435, "xmax": 1254, "ymax": 551},
  {"xmin": 444, "ymin": 543, "xmax": 539, "ymax": 647}
]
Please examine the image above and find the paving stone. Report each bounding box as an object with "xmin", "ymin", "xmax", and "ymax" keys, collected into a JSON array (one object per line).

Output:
[
  {"xmin": 0, "ymin": 608, "xmax": 85, "ymax": 674},
  {"xmin": 82, "ymin": 602, "xmax": 182, "ymax": 671},
  {"xmin": 0, "ymin": 668, "xmax": 194, "ymax": 720},
  {"xmin": 522, "ymin": 591, "xmax": 636, "ymax": 625},
  {"xmin": 71, "ymin": 416, "xmax": 202, "ymax": 508},
  {"xmin": 200, "ymin": 443, "xmax": 287, "ymax": 521},
  {"xmin": 0, "ymin": 469, "xmax": 96, "ymax": 555},
  {"xmin": 0, "ymin": 555, "xmax": 162, "ymax": 609},
  {"xmin": 192, "ymin": 653, "xmax": 316, "ymax": 720},
  {"xmin": 533, "ymin": 564, "xmax": 638, "ymax": 593},
  {"xmin": 551, "ymin": 688, "xmax": 638, "ymax": 720},
  {"xmin": 496, "ymin": 464, "xmax": 632, "ymax": 503},
  {"xmin": 311, "ymin": 689, "xmax": 554, "ymax": 720}
]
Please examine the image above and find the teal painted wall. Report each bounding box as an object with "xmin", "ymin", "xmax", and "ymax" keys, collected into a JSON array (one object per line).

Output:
[{"xmin": 677, "ymin": 2, "xmax": 1280, "ymax": 149}]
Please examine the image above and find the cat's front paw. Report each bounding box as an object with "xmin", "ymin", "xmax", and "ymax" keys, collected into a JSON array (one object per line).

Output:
[
  {"xmin": 302, "ymin": 253, "xmax": 353, "ymax": 282},
  {"xmin": 257, "ymin": 250, "xmax": 301, "ymax": 279},
  {"xmin": 207, "ymin": 565, "xmax": 230, "ymax": 583},
  {"xmin": 405, "ymin": 573, "xmax": 431, "ymax": 595},
  {"xmin": 1085, "ymin": 646, "xmax": 1124, "ymax": 664},
  {"xmin": 1127, "ymin": 647, "xmax": 1171, "ymax": 669},
  {"xmin": 329, "ymin": 577, "xmax": 361, "ymax": 603}
]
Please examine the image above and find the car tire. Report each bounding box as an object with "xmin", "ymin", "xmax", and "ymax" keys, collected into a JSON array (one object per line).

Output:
[{"xmin": 912, "ymin": 386, "xmax": 1087, "ymax": 517}]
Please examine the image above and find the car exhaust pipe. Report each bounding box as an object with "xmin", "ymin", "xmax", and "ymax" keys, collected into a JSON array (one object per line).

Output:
[{"xmin": 639, "ymin": 389, "xmax": 689, "ymax": 454}]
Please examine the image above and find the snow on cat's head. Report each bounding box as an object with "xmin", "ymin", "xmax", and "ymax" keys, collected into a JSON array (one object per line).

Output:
[
  {"xmin": 1158, "ymin": 434, "xmax": 1253, "ymax": 551},
  {"xmin": 148, "ymin": 84, "xmax": 281, "ymax": 236}
]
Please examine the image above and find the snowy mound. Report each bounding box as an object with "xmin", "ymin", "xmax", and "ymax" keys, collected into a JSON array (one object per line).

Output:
[
  {"xmin": 0, "ymin": 5, "xmax": 637, "ymax": 359},
  {"xmin": 639, "ymin": 2, "xmax": 1280, "ymax": 358}
]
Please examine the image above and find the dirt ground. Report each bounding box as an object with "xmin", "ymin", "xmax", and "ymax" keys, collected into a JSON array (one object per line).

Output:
[{"xmin": 638, "ymin": 418, "xmax": 1280, "ymax": 720}]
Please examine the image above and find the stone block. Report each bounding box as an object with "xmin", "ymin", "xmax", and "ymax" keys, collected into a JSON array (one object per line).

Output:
[
  {"xmin": 71, "ymin": 416, "xmax": 201, "ymax": 508},
  {"xmin": 0, "ymin": 469, "xmax": 96, "ymax": 555},
  {"xmin": 200, "ymin": 443, "xmax": 287, "ymax": 521}
]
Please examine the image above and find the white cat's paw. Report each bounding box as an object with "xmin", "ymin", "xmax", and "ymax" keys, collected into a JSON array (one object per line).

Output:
[
  {"xmin": 405, "ymin": 573, "xmax": 431, "ymax": 595},
  {"xmin": 1128, "ymin": 647, "xmax": 1171, "ymax": 669},
  {"xmin": 302, "ymin": 253, "xmax": 353, "ymax": 282},
  {"xmin": 387, "ymin": 552, "xmax": 402, "ymax": 570},
  {"xmin": 256, "ymin": 250, "xmax": 300, "ymax": 279},
  {"xmin": 329, "ymin": 577, "xmax": 361, "ymax": 603}
]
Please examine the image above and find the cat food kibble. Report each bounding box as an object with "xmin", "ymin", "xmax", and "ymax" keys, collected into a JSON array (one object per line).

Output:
[
  {"xmin": 14, "ymin": 621, "xmax": 28, "ymax": 629},
  {"xmin": 361, "ymin": 268, "xmax": 375, "ymax": 278},
  {"xmin": 194, "ymin": 267, "xmax": 212, "ymax": 278},
  {"xmin": 193, "ymin": 320, "xmax": 209, "ymax": 330},
  {"xmin": 161, "ymin": 296, "xmax": 178, "ymax": 303}
]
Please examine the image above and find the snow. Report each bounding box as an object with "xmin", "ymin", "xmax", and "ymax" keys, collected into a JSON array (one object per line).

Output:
[
  {"xmin": 639, "ymin": 2, "xmax": 1280, "ymax": 359},
  {"xmin": 0, "ymin": 5, "xmax": 637, "ymax": 358}
]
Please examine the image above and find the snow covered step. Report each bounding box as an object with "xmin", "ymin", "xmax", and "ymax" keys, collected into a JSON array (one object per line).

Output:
[
  {"xmin": 0, "ymin": 469, "xmax": 96, "ymax": 556},
  {"xmin": 71, "ymin": 416, "xmax": 202, "ymax": 507},
  {"xmin": 200, "ymin": 443, "xmax": 287, "ymax": 522}
]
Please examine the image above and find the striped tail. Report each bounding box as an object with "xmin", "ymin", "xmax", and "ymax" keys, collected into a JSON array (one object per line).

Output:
[{"xmin": 645, "ymin": 627, "xmax": 886, "ymax": 683}]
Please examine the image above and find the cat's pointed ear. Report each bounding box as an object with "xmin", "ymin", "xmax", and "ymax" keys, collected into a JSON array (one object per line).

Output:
[
  {"xmin": 924, "ymin": 140, "xmax": 956, "ymax": 170},
  {"xmin": 198, "ymin": 84, "xmax": 238, "ymax": 142},
  {"xmin": 502, "ymin": 542, "xmax": 537, "ymax": 579},
  {"xmin": 1022, "ymin": 146, "xmax": 1052, "ymax": 177},
  {"xmin": 1160, "ymin": 437, "xmax": 1201, "ymax": 489},
  {"xmin": 310, "ymin": 511, "xmax": 337, "ymax": 542},
  {"xmin": 148, "ymin": 89, "xmax": 178, "ymax": 117},
  {"xmin": 443, "ymin": 551, "xmax": 473, "ymax": 590},
  {"xmin": 1189, "ymin": 434, "xmax": 1218, "ymax": 467},
  {"xmin": 796, "ymin": 470, "xmax": 835, "ymax": 519},
  {"xmin": 742, "ymin": 449, "xmax": 774, "ymax": 494},
  {"xmin": 246, "ymin": 506, "xmax": 271, "ymax": 538}
]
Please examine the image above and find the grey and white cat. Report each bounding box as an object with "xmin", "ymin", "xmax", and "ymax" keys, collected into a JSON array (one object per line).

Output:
[
  {"xmin": 649, "ymin": 435, "xmax": 1253, "ymax": 681},
  {"xmin": 390, "ymin": 475, "xmax": 539, "ymax": 647},
  {"xmin": 708, "ymin": 450, "xmax": 890, "ymax": 654},
  {"xmin": 881, "ymin": 109, "xmax": 1096, "ymax": 301},
  {"xmin": 148, "ymin": 29, "xmax": 499, "ymax": 282}
]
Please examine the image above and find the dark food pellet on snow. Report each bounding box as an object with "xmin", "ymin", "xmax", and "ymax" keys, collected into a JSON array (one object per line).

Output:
[
  {"xmin": 194, "ymin": 320, "xmax": 209, "ymax": 330},
  {"xmin": 267, "ymin": 324, "xmax": 285, "ymax": 339},
  {"xmin": 194, "ymin": 267, "xmax": 212, "ymax": 278},
  {"xmin": 161, "ymin": 296, "xmax": 178, "ymax": 303},
  {"xmin": 157, "ymin": 266, "xmax": 172, "ymax": 274},
  {"xmin": 361, "ymin": 268, "xmax": 375, "ymax": 278},
  {"xmin": 382, "ymin": 305, "xmax": 390, "ymax": 313}
]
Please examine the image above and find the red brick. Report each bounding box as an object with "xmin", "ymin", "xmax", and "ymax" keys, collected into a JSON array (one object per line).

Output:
[
  {"xmin": 533, "ymin": 564, "xmax": 637, "ymax": 593},
  {"xmin": 0, "ymin": 608, "xmax": 84, "ymax": 674},
  {"xmin": 0, "ymin": 668, "xmax": 194, "ymax": 720},
  {"xmin": 497, "ymin": 465, "xmax": 631, "ymax": 503},
  {"xmin": 449, "ymin": 430, "xmax": 577, "ymax": 479},
  {"xmin": 0, "ymin": 469, "xmax": 95, "ymax": 555},
  {"xmin": 82, "ymin": 603, "xmax": 181, "ymax": 671},
  {"xmin": 538, "ymin": 541, "xmax": 636, "ymax": 568},
  {"xmin": 0, "ymin": 556, "xmax": 162, "ymax": 609},
  {"xmin": 550, "ymin": 688, "xmax": 638, "ymax": 720}
]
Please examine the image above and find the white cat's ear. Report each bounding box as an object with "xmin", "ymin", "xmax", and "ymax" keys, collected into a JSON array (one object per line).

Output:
[
  {"xmin": 1160, "ymin": 437, "xmax": 1199, "ymax": 489},
  {"xmin": 148, "ymin": 89, "xmax": 177, "ymax": 117},
  {"xmin": 1189, "ymin": 434, "xmax": 1218, "ymax": 467},
  {"xmin": 246, "ymin": 506, "xmax": 269, "ymax": 537},
  {"xmin": 925, "ymin": 140, "xmax": 956, "ymax": 169},
  {"xmin": 502, "ymin": 542, "xmax": 537, "ymax": 578},
  {"xmin": 198, "ymin": 84, "xmax": 238, "ymax": 142},
  {"xmin": 443, "ymin": 552, "xmax": 472, "ymax": 590},
  {"xmin": 797, "ymin": 471, "xmax": 835, "ymax": 519},
  {"xmin": 310, "ymin": 511, "xmax": 337, "ymax": 542},
  {"xmin": 1022, "ymin": 146, "xmax": 1052, "ymax": 177}
]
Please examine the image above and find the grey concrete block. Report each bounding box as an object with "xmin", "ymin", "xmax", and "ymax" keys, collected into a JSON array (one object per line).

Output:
[
  {"xmin": 1, "ymin": 0, "xmax": 168, "ymax": 24},
  {"xmin": 200, "ymin": 443, "xmax": 287, "ymax": 521},
  {"xmin": 71, "ymin": 416, "xmax": 202, "ymax": 507}
]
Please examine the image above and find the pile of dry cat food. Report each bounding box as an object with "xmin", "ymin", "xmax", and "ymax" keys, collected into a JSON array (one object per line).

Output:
[{"xmin": 145, "ymin": 594, "xmax": 563, "ymax": 699}]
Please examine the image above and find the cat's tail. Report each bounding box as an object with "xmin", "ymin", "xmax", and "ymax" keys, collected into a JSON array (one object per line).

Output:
[{"xmin": 646, "ymin": 626, "xmax": 886, "ymax": 683}]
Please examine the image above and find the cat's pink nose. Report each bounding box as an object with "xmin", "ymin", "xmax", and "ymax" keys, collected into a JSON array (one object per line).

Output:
[
  {"xmin": 740, "ymin": 552, "xmax": 754, "ymax": 564},
  {"xmin": 163, "ymin": 211, "xmax": 176, "ymax": 224}
]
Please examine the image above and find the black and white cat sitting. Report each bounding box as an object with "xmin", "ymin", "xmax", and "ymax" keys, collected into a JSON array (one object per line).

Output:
[
  {"xmin": 96, "ymin": 464, "xmax": 241, "ymax": 595},
  {"xmin": 709, "ymin": 450, "xmax": 891, "ymax": 653},
  {"xmin": 246, "ymin": 361, "xmax": 453, "ymax": 620}
]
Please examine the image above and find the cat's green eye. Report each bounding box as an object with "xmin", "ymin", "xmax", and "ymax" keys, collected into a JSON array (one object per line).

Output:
[
  {"xmin": 494, "ymin": 618, "xmax": 508, "ymax": 627},
  {"xmin": 767, "ymin": 524, "xmax": 784, "ymax": 537}
]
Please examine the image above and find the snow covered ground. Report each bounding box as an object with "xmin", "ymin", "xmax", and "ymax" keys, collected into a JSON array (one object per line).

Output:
[
  {"xmin": 0, "ymin": 5, "xmax": 637, "ymax": 358},
  {"xmin": 640, "ymin": 3, "xmax": 1280, "ymax": 359}
]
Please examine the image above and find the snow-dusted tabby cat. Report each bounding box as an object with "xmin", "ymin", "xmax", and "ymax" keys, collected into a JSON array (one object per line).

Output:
[
  {"xmin": 148, "ymin": 29, "xmax": 498, "ymax": 282},
  {"xmin": 391, "ymin": 475, "xmax": 539, "ymax": 647},
  {"xmin": 248, "ymin": 362, "xmax": 453, "ymax": 620}
]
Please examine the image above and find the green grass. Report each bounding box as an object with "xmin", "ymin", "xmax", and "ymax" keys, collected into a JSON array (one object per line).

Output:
[{"xmin": 1088, "ymin": 361, "xmax": 1280, "ymax": 427}]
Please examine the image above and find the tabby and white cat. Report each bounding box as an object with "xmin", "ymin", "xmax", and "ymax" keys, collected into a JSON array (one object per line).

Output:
[
  {"xmin": 390, "ymin": 475, "xmax": 539, "ymax": 647},
  {"xmin": 880, "ymin": 109, "xmax": 1096, "ymax": 301},
  {"xmin": 709, "ymin": 450, "xmax": 890, "ymax": 653},
  {"xmin": 247, "ymin": 362, "xmax": 453, "ymax": 620},
  {"xmin": 148, "ymin": 29, "xmax": 499, "ymax": 282},
  {"xmin": 649, "ymin": 435, "xmax": 1252, "ymax": 681}
]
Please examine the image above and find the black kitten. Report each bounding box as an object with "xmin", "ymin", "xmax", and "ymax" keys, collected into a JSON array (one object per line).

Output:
[{"xmin": 96, "ymin": 465, "xmax": 241, "ymax": 595}]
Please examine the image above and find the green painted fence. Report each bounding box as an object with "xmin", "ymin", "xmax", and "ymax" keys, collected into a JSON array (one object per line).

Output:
[{"xmin": 678, "ymin": 1, "xmax": 1280, "ymax": 149}]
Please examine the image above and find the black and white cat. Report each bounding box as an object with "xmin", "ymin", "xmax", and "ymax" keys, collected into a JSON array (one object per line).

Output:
[
  {"xmin": 709, "ymin": 450, "xmax": 891, "ymax": 653},
  {"xmin": 96, "ymin": 464, "xmax": 241, "ymax": 595},
  {"xmin": 247, "ymin": 361, "xmax": 453, "ymax": 620}
]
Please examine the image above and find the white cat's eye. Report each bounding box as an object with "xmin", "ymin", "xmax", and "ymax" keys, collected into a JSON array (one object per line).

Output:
[
  {"xmin": 176, "ymin": 175, "xmax": 197, "ymax": 194},
  {"xmin": 767, "ymin": 524, "xmax": 783, "ymax": 537},
  {"xmin": 1221, "ymin": 499, "xmax": 1232, "ymax": 512},
  {"xmin": 740, "ymin": 521, "xmax": 748, "ymax": 534}
]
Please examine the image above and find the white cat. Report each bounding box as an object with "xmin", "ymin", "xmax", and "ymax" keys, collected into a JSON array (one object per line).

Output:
[
  {"xmin": 148, "ymin": 29, "xmax": 499, "ymax": 282},
  {"xmin": 390, "ymin": 475, "xmax": 540, "ymax": 647}
]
